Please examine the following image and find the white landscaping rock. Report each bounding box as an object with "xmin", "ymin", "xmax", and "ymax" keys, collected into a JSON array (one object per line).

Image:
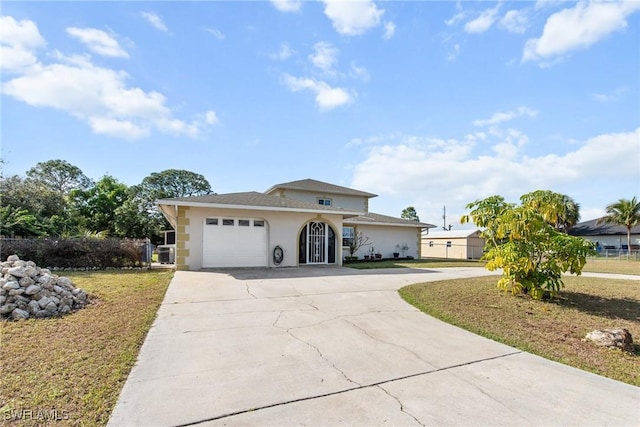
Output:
[
  {"xmin": 0, "ymin": 255, "xmax": 88, "ymax": 321},
  {"xmin": 584, "ymin": 329, "xmax": 634, "ymax": 352}
]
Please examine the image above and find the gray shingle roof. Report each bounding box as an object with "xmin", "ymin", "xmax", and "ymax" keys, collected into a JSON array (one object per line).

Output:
[
  {"xmin": 158, "ymin": 191, "xmax": 358, "ymax": 213},
  {"xmin": 266, "ymin": 179, "xmax": 377, "ymax": 198},
  {"xmin": 345, "ymin": 212, "xmax": 435, "ymax": 228},
  {"xmin": 569, "ymin": 218, "xmax": 640, "ymax": 236}
]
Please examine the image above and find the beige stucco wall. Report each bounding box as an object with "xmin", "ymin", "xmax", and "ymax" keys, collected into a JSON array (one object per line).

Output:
[
  {"xmin": 179, "ymin": 206, "xmax": 345, "ymax": 270},
  {"xmin": 347, "ymin": 225, "xmax": 421, "ymax": 259},
  {"xmin": 421, "ymin": 236, "xmax": 485, "ymax": 259},
  {"xmin": 276, "ymin": 189, "xmax": 368, "ymax": 212}
]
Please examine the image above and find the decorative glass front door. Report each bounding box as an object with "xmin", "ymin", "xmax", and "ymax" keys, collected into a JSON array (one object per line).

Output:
[{"xmin": 307, "ymin": 222, "xmax": 326, "ymax": 264}]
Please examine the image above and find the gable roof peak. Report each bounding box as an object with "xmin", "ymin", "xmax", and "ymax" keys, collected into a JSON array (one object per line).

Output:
[{"xmin": 265, "ymin": 178, "xmax": 377, "ymax": 198}]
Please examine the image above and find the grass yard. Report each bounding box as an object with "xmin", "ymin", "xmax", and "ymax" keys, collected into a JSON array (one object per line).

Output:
[
  {"xmin": 583, "ymin": 257, "xmax": 640, "ymax": 275},
  {"xmin": 400, "ymin": 275, "xmax": 640, "ymax": 386},
  {"xmin": 0, "ymin": 269, "xmax": 173, "ymax": 426},
  {"xmin": 346, "ymin": 258, "xmax": 483, "ymax": 269}
]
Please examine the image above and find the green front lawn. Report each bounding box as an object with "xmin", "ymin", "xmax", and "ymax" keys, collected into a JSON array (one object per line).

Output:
[
  {"xmin": 400, "ymin": 275, "xmax": 640, "ymax": 386},
  {"xmin": 0, "ymin": 270, "xmax": 173, "ymax": 426},
  {"xmin": 583, "ymin": 257, "xmax": 640, "ymax": 275}
]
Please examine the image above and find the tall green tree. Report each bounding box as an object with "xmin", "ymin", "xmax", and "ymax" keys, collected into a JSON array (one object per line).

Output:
[
  {"xmin": 597, "ymin": 197, "xmax": 640, "ymax": 254},
  {"xmin": 130, "ymin": 169, "xmax": 213, "ymax": 241},
  {"xmin": 26, "ymin": 159, "xmax": 92, "ymax": 195},
  {"xmin": 137, "ymin": 169, "xmax": 212, "ymax": 202},
  {"xmin": 462, "ymin": 191, "xmax": 595, "ymax": 300},
  {"xmin": 70, "ymin": 175, "xmax": 130, "ymax": 236},
  {"xmin": 114, "ymin": 198, "xmax": 165, "ymax": 241},
  {"xmin": 401, "ymin": 206, "xmax": 420, "ymax": 222},
  {"xmin": 0, "ymin": 175, "xmax": 76, "ymax": 236},
  {"xmin": 0, "ymin": 206, "xmax": 44, "ymax": 237}
]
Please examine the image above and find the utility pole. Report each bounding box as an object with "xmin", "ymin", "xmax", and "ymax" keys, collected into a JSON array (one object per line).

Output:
[{"xmin": 442, "ymin": 206, "xmax": 452, "ymax": 231}]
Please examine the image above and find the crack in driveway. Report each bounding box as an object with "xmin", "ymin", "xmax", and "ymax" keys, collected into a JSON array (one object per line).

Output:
[
  {"xmin": 376, "ymin": 384, "xmax": 425, "ymax": 426},
  {"xmin": 341, "ymin": 316, "xmax": 430, "ymax": 365},
  {"xmin": 171, "ymin": 351, "xmax": 522, "ymax": 427}
]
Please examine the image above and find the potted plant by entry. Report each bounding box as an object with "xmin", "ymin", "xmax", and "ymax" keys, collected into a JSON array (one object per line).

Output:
[{"xmin": 393, "ymin": 244, "xmax": 400, "ymax": 258}]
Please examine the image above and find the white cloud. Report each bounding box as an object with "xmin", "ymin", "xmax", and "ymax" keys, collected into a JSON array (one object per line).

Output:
[
  {"xmin": 1, "ymin": 18, "xmax": 216, "ymax": 140},
  {"xmin": 205, "ymin": 28, "xmax": 225, "ymax": 40},
  {"xmin": 321, "ymin": 0, "xmax": 385, "ymax": 36},
  {"xmin": 270, "ymin": 0, "xmax": 301, "ymax": 13},
  {"xmin": 447, "ymin": 43, "xmax": 460, "ymax": 61},
  {"xmin": 66, "ymin": 27, "xmax": 129, "ymax": 58},
  {"xmin": 269, "ymin": 43, "xmax": 295, "ymax": 60},
  {"xmin": 464, "ymin": 3, "xmax": 501, "ymax": 34},
  {"xmin": 500, "ymin": 9, "xmax": 529, "ymax": 34},
  {"xmin": 349, "ymin": 62, "xmax": 370, "ymax": 81},
  {"xmin": 591, "ymin": 87, "xmax": 628, "ymax": 103},
  {"xmin": 282, "ymin": 74, "xmax": 353, "ymax": 110},
  {"xmin": 445, "ymin": 11, "xmax": 467, "ymax": 26},
  {"xmin": 203, "ymin": 110, "xmax": 219, "ymax": 125},
  {"xmin": 523, "ymin": 0, "xmax": 640, "ymax": 63},
  {"xmin": 141, "ymin": 12, "xmax": 168, "ymax": 32},
  {"xmin": 383, "ymin": 21, "xmax": 396, "ymax": 39},
  {"xmin": 89, "ymin": 117, "xmax": 149, "ymax": 140},
  {"xmin": 473, "ymin": 106, "xmax": 538, "ymax": 127},
  {"xmin": 350, "ymin": 128, "xmax": 640, "ymax": 224},
  {"xmin": 0, "ymin": 16, "xmax": 46, "ymax": 73},
  {"xmin": 309, "ymin": 41, "xmax": 339, "ymax": 74}
]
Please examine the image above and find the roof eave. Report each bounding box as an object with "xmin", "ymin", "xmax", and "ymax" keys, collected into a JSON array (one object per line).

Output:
[
  {"xmin": 156, "ymin": 199, "xmax": 362, "ymax": 216},
  {"xmin": 345, "ymin": 219, "xmax": 436, "ymax": 228}
]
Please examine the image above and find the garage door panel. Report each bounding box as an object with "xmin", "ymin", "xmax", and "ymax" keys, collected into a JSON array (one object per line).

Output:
[{"xmin": 203, "ymin": 220, "xmax": 267, "ymax": 268}]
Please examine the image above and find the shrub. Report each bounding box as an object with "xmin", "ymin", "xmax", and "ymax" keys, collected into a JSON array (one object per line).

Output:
[{"xmin": 0, "ymin": 238, "xmax": 145, "ymax": 268}]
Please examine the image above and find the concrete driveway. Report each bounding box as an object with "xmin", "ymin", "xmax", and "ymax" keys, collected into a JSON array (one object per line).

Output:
[{"xmin": 108, "ymin": 267, "xmax": 640, "ymax": 427}]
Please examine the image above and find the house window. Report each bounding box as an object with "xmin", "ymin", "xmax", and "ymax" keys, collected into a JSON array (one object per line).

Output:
[
  {"xmin": 238, "ymin": 219, "xmax": 250, "ymax": 227},
  {"xmin": 254, "ymin": 220, "xmax": 265, "ymax": 227},
  {"xmin": 342, "ymin": 226, "xmax": 354, "ymax": 247},
  {"xmin": 446, "ymin": 241, "xmax": 452, "ymax": 247},
  {"xmin": 223, "ymin": 219, "xmax": 234, "ymax": 226},
  {"xmin": 206, "ymin": 218, "xmax": 218, "ymax": 225},
  {"xmin": 429, "ymin": 241, "xmax": 433, "ymax": 247},
  {"xmin": 317, "ymin": 198, "xmax": 332, "ymax": 206}
]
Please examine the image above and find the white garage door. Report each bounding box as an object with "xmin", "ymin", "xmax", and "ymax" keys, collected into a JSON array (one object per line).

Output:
[{"xmin": 202, "ymin": 218, "xmax": 267, "ymax": 268}]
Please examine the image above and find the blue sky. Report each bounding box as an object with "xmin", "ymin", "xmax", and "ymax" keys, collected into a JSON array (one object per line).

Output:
[{"xmin": 2, "ymin": 0, "xmax": 639, "ymax": 228}]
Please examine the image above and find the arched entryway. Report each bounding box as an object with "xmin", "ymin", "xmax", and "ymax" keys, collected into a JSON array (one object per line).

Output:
[{"xmin": 298, "ymin": 221, "xmax": 337, "ymax": 264}]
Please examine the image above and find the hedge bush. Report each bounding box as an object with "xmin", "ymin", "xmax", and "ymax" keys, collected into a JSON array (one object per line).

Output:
[{"xmin": 0, "ymin": 238, "xmax": 146, "ymax": 268}]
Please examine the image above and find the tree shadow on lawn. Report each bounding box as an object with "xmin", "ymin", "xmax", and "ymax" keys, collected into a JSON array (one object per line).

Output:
[{"xmin": 552, "ymin": 291, "xmax": 640, "ymax": 324}]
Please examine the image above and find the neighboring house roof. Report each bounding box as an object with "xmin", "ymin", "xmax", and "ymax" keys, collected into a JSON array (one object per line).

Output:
[
  {"xmin": 265, "ymin": 178, "xmax": 378, "ymax": 199},
  {"xmin": 345, "ymin": 212, "xmax": 435, "ymax": 229},
  {"xmin": 422, "ymin": 229, "xmax": 483, "ymax": 239},
  {"xmin": 569, "ymin": 218, "xmax": 640, "ymax": 237}
]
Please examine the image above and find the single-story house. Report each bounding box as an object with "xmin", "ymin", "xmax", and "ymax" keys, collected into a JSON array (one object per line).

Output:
[
  {"xmin": 157, "ymin": 179, "xmax": 435, "ymax": 270},
  {"xmin": 421, "ymin": 229, "xmax": 485, "ymax": 260},
  {"xmin": 569, "ymin": 218, "xmax": 640, "ymax": 253}
]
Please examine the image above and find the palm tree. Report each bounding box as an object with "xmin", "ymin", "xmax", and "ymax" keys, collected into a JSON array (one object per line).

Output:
[
  {"xmin": 520, "ymin": 190, "xmax": 580, "ymax": 232},
  {"xmin": 597, "ymin": 197, "xmax": 640, "ymax": 255}
]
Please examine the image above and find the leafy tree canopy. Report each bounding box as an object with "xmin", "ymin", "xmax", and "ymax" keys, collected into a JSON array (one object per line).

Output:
[
  {"xmin": 26, "ymin": 159, "xmax": 92, "ymax": 195},
  {"xmin": 401, "ymin": 206, "xmax": 420, "ymax": 222},
  {"xmin": 462, "ymin": 190, "xmax": 595, "ymax": 300},
  {"xmin": 520, "ymin": 190, "xmax": 580, "ymax": 232},
  {"xmin": 70, "ymin": 175, "xmax": 130, "ymax": 236},
  {"xmin": 137, "ymin": 169, "xmax": 212, "ymax": 202}
]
